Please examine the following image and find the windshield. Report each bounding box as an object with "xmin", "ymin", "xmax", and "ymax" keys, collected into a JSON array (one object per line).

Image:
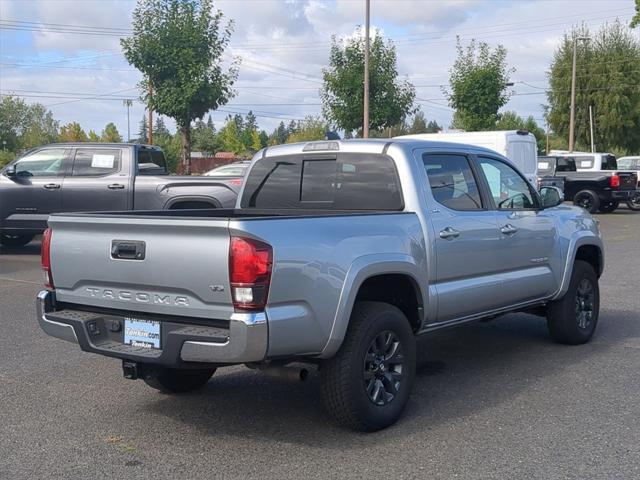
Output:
[
  {"xmin": 618, "ymin": 158, "xmax": 639, "ymax": 170},
  {"xmin": 206, "ymin": 164, "xmax": 248, "ymax": 176}
]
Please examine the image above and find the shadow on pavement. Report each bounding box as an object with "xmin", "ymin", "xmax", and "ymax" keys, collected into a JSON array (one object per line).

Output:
[
  {"xmin": 0, "ymin": 240, "xmax": 41, "ymax": 256},
  {"xmin": 144, "ymin": 309, "xmax": 632, "ymax": 446}
]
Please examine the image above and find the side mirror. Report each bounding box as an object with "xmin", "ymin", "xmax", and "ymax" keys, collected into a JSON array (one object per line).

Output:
[
  {"xmin": 539, "ymin": 186, "xmax": 563, "ymax": 208},
  {"xmin": 3, "ymin": 164, "xmax": 16, "ymax": 177}
]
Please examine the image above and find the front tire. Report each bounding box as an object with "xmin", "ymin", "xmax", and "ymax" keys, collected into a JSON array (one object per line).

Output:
[
  {"xmin": 546, "ymin": 260, "xmax": 599, "ymax": 345},
  {"xmin": 143, "ymin": 367, "xmax": 216, "ymax": 394},
  {"xmin": 0, "ymin": 233, "xmax": 35, "ymax": 247},
  {"xmin": 573, "ymin": 190, "xmax": 600, "ymax": 214},
  {"xmin": 320, "ymin": 301, "xmax": 416, "ymax": 432}
]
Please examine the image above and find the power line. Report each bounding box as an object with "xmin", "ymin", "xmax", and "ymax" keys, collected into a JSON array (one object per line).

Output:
[{"xmin": 4, "ymin": 7, "xmax": 630, "ymax": 42}]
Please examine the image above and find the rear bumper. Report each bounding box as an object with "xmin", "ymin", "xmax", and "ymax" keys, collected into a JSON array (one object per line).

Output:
[
  {"xmin": 36, "ymin": 290, "xmax": 268, "ymax": 366},
  {"xmin": 611, "ymin": 190, "xmax": 636, "ymax": 200}
]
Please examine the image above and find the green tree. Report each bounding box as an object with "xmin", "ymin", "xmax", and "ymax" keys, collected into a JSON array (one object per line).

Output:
[
  {"xmin": 496, "ymin": 111, "xmax": 546, "ymax": 154},
  {"xmin": 546, "ymin": 21, "xmax": 640, "ymax": 154},
  {"xmin": 240, "ymin": 111, "xmax": 259, "ymax": 151},
  {"xmin": 88, "ymin": 130, "xmax": 101, "ymax": 141},
  {"xmin": 219, "ymin": 116, "xmax": 244, "ymax": 153},
  {"xmin": 258, "ymin": 130, "xmax": 268, "ymax": 148},
  {"xmin": 631, "ymin": 0, "xmax": 639, "ymax": 28},
  {"xmin": 155, "ymin": 131, "xmax": 182, "ymax": 173},
  {"xmin": 138, "ymin": 115, "xmax": 148, "ymax": 143},
  {"xmin": 192, "ymin": 117, "xmax": 219, "ymax": 153},
  {"xmin": 249, "ymin": 129, "xmax": 262, "ymax": 151},
  {"xmin": 154, "ymin": 116, "xmax": 170, "ymax": 137},
  {"xmin": 0, "ymin": 96, "xmax": 58, "ymax": 152},
  {"xmin": 122, "ymin": 0, "xmax": 238, "ymax": 174},
  {"xmin": 59, "ymin": 122, "xmax": 88, "ymax": 142},
  {"xmin": 286, "ymin": 116, "xmax": 328, "ymax": 143},
  {"xmin": 271, "ymin": 121, "xmax": 288, "ymax": 145},
  {"xmin": 426, "ymin": 120, "xmax": 441, "ymax": 133},
  {"xmin": 101, "ymin": 122, "xmax": 122, "ymax": 142},
  {"xmin": 321, "ymin": 30, "xmax": 416, "ymax": 136},
  {"xmin": 408, "ymin": 111, "xmax": 428, "ymax": 134},
  {"xmin": 445, "ymin": 38, "xmax": 513, "ymax": 131}
]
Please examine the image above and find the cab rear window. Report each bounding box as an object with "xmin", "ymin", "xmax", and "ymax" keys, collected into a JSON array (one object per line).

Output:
[{"xmin": 240, "ymin": 153, "xmax": 403, "ymax": 210}]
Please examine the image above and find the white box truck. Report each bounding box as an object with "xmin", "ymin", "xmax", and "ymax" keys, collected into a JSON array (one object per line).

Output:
[{"xmin": 397, "ymin": 130, "xmax": 539, "ymax": 186}]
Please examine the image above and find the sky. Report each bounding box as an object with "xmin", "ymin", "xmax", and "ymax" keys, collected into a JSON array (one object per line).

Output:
[{"xmin": 0, "ymin": 0, "xmax": 637, "ymax": 139}]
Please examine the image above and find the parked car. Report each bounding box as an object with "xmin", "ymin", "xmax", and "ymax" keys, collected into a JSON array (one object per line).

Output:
[
  {"xmin": 538, "ymin": 155, "xmax": 638, "ymax": 213},
  {"xmin": 549, "ymin": 150, "xmax": 618, "ymax": 171},
  {"xmin": 617, "ymin": 156, "xmax": 640, "ymax": 183},
  {"xmin": 398, "ymin": 130, "xmax": 539, "ymax": 186},
  {"xmin": 203, "ymin": 161, "xmax": 250, "ymax": 177},
  {"xmin": 616, "ymin": 156, "xmax": 640, "ymax": 211},
  {"xmin": 0, "ymin": 143, "xmax": 242, "ymax": 246},
  {"xmin": 37, "ymin": 138, "xmax": 603, "ymax": 431}
]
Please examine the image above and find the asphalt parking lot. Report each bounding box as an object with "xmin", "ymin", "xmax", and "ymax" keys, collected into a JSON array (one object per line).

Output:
[{"xmin": 1, "ymin": 207, "xmax": 639, "ymax": 480}]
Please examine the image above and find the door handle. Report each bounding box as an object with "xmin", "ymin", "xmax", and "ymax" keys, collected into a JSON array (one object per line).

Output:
[
  {"xmin": 43, "ymin": 183, "xmax": 60, "ymax": 190},
  {"xmin": 107, "ymin": 183, "xmax": 125, "ymax": 190},
  {"xmin": 500, "ymin": 224, "xmax": 518, "ymax": 235},
  {"xmin": 439, "ymin": 227, "xmax": 460, "ymax": 240}
]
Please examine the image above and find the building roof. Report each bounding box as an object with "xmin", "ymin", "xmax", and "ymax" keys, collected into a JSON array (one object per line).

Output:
[{"xmin": 214, "ymin": 152, "xmax": 238, "ymax": 159}]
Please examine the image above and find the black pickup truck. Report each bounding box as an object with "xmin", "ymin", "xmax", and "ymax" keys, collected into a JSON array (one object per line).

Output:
[
  {"xmin": 538, "ymin": 155, "xmax": 637, "ymax": 213},
  {"xmin": 0, "ymin": 143, "xmax": 242, "ymax": 246}
]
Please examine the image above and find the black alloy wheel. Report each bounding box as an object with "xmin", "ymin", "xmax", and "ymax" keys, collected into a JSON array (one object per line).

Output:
[
  {"xmin": 363, "ymin": 331, "xmax": 405, "ymax": 406},
  {"xmin": 575, "ymin": 278, "xmax": 596, "ymax": 331}
]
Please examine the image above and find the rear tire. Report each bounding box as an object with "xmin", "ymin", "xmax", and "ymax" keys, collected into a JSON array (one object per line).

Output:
[
  {"xmin": 598, "ymin": 200, "xmax": 619, "ymax": 213},
  {"xmin": 0, "ymin": 233, "xmax": 35, "ymax": 247},
  {"xmin": 320, "ymin": 301, "xmax": 416, "ymax": 432},
  {"xmin": 143, "ymin": 367, "xmax": 216, "ymax": 394},
  {"xmin": 626, "ymin": 192, "xmax": 640, "ymax": 211},
  {"xmin": 573, "ymin": 190, "xmax": 600, "ymax": 214},
  {"xmin": 546, "ymin": 260, "xmax": 599, "ymax": 345}
]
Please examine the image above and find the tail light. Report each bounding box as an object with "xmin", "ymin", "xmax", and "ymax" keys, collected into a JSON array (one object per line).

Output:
[
  {"xmin": 41, "ymin": 228, "xmax": 54, "ymax": 290},
  {"xmin": 229, "ymin": 236, "xmax": 272, "ymax": 311},
  {"xmin": 610, "ymin": 174, "xmax": 620, "ymax": 188}
]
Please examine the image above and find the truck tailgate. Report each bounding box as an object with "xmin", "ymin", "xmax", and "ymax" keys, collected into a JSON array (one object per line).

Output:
[
  {"xmin": 617, "ymin": 171, "xmax": 637, "ymax": 190},
  {"xmin": 48, "ymin": 214, "xmax": 234, "ymax": 320}
]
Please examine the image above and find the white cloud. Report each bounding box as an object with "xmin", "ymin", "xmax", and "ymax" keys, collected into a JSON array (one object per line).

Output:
[{"xmin": 0, "ymin": 0, "xmax": 636, "ymax": 135}]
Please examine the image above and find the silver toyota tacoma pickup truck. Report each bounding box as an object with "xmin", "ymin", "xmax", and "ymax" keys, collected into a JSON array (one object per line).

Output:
[{"xmin": 37, "ymin": 138, "xmax": 603, "ymax": 431}]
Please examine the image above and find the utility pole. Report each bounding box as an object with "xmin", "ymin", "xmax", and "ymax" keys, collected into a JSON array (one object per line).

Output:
[
  {"xmin": 123, "ymin": 99, "xmax": 132, "ymax": 143},
  {"xmin": 147, "ymin": 82, "xmax": 153, "ymax": 145},
  {"xmin": 363, "ymin": 0, "xmax": 370, "ymax": 139},
  {"xmin": 568, "ymin": 36, "xmax": 589, "ymax": 152},
  {"xmin": 589, "ymin": 105, "xmax": 595, "ymax": 153},
  {"xmin": 546, "ymin": 120, "xmax": 550, "ymax": 155}
]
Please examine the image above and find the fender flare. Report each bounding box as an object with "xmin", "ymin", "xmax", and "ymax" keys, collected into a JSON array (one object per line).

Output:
[
  {"xmin": 552, "ymin": 232, "xmax": 604, "ymax": 301},
  {"xmin": 319, "ymin": 253, "xmax": 426, "ymax": 359}
]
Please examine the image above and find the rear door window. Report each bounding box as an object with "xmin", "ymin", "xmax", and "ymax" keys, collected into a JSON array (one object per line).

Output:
[
  {"xmin": 423, "ymin": 153, "xmax": 483, "ymax": 210},
  {"xmin": 241, "ymin": 153, "xmax": 403, "ymax": 210},
  {"xmin": 137, "ymin": 150, "xmax": 168, "ymax": 175},
  {"xmin": 72, "ymin": 148, "xmax": 121, "ymax": 176},
  {"xmin": 602, "ymin": 155, "xmax": 617, "ymax": 170},
  {"xmin": 574, "ymin": 156, "xmax": 594, "ymax": 169}
]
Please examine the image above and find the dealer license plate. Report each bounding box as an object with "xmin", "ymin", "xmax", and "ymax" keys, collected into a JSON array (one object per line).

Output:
[{"xmin": 124, "ymin": 318, "xmax": 161, "ymax": 349}]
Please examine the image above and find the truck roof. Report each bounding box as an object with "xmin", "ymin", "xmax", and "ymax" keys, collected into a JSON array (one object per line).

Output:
[
  {"xmin": 260, "ymin": 138, "xmax": 508, "ymax": 159},
  {"xmin": 36, "ymin": 142, "xmax": 161, "ymax": 150}
]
